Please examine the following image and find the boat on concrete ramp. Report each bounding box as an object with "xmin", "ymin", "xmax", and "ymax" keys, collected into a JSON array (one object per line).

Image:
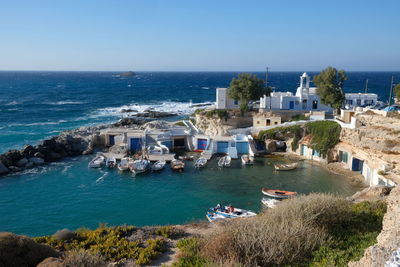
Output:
[
  {"xmin": 261, "ymin": 188, "xmax": 297, "ymax": 199},
  {"xmin": 206, "ymin": 204, "xmax": 257, "ymax": 222},
  {"xmin": 218, "ymin": 155, "xmax": 231, "ymax": 168},
  {"xmin": 241, "ymin": 154, "xmax": 254, "ymax": 165},
  {"xmin": 194, "ymin": 157, "xmax": 207, "ymax": 168}
]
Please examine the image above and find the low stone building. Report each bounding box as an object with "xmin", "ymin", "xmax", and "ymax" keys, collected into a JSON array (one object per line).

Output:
[{"xmin": 253, "ymin": 113, "xmax": 282, "ymax": 127}]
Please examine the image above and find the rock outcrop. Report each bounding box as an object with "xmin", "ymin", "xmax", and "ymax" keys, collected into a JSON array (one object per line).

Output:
[{"xmin": 0, "ymin": 232, "xmax": 60, "ymax": 267}]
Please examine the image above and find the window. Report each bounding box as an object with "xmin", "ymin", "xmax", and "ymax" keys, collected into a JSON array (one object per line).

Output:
[
  {"xmin": 339, "ymin": 151, "xmax": 348, "ymax": 163},
  {"xmin": 346, "ymin": 99, "xmax": 353, "ymax": 105},
  {"xmin": 302, "ymin": 99, "xmax": 307, "ymax": 109},
  {"xmin": 356, "ymin": 99, "xmax": 361, "ymax": 106},
  {"xmin": 257, "ymin": 120, "xmax": 260, "ymax": 124},
  {"xmin": 266, "ymin": 119, "xmax": 271, "ymax": 126},
  {"xmin": 234, "ymin": 100, "xmax": 239, "ymax": 105},
  {"xmin": 274, "ymin": 121, "xmax": 278, "ymax": 125},
  {"xmin": 312, "ymin": 149, "xmax": 320, "ymax": 157}
]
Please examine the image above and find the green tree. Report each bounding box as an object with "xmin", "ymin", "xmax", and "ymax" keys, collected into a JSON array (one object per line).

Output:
[
  {"xmin": 228, "ymin": 73, "xmax": 269, "ymax": 114},
  {"xmin": 313, "ymin": 67, "xmax": 347, "ymax": 112},
  {"xmin": 394, "ymin": 84, "xmax": 400, "ymax": 103}
]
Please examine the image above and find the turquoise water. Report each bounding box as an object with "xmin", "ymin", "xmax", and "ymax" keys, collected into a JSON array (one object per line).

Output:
[{"xmin": 0, "ymin": 155, "xmax": 359, "ymax": 236}]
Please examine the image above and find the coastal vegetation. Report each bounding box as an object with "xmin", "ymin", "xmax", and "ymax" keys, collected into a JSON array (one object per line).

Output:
[
  {"xmin": 257, "ymin": 121, "xmax": 341, "ymax": 156},
  {"xmin": 205, "ymin": 109, "xmax": 229, "ymax": 121},
  {"xmin": 34, "ymin": 224, "xmax": 168, "ymax": 265},
  {"xmin": 172, "ymin": 194, "xmax": 386, "ymax": 267},
  {"xmin": 305, "ymin": 120, "xmax": 342, "ymax": 157},
  {"xmin": 314, "ymin": 67, "xmax": 347, "ymax": 111},
  {"xmin": 228, "ymin": 73, "xmax": 270, "ymax": 114},
  {"xmin": 395, "ymin": 83, "xmax": 400, "ymax": 102}
]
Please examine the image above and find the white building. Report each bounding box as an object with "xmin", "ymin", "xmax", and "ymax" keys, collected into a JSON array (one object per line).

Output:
[
  {"xmin": 344, "ymin": 93, "xmax": 378, "ymax": 108},
  {"xmin": 259, "ymin": 72, "xmax": 332, "ymax": 112},
  {"xmin": 216, "ymin": 87, "xmax": 240, "ymax": 109}
]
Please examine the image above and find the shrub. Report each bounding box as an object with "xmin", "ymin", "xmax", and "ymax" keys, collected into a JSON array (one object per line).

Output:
[
  {"xmin": 171, "ymin": 238, "xmax": 209, "ymax": 267},
  {"xmin": 205, "ymin": 109, "xmax": 229, "ymax": 121},
  {"xmin": 201, "ymin": 194, "xmax": 387, "ymax": 267},
  {"xmin": 290, "ymin": 114, "xmax": 309, "ymax": 121},
  {"xmin": 34, "ymin": 225, "xmax": 166, "ymax": 265},
  {"xmin": 174, "ymin": 121, "xmax": 185, "ymax": 127},
  {"xmin": 63, "ymin": 249, "xmax": 106, "ymax": 267},
  {"xmin": 154, "ymin": 226, "xmax": 183, "ymax": 239},
  {"xmin": 305, "ymin": 120, "xmax": 341, "ymax": 157},
  {"xmin": 258, "ymin": 125, "xmax": 302, "ymax": 151}
]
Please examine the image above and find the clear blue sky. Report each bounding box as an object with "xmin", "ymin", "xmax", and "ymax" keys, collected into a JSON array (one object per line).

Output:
[{"xmin": 1, "ymin": 0, "xmax": 399, "ymax": 71}]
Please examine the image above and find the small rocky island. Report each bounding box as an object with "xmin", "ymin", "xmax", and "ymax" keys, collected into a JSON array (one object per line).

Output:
[{"xmin": 118, "ymin": 71, "xmax": 136, "ymax": 77}]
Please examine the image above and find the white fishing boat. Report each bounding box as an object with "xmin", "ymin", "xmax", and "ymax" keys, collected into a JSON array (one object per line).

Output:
[
  {"xmin": 261, "ymin": 188, "xmax": 297, "ymax": 199},
  {"xmin": 105, "ymin": 156, "xmax": 116, "ymax": 168},
  {"xmin": 206, "ymin": 204, "xmax": 257, "ymax": 222},
  {"xmin": 171, "ymin": 159, "xmax": 185, "ymax": 171},
  {"xmin": 194, "ymin": 157, "xmax": 207, "ymax": 168},
  {"xmin": 241, "ymin": 154, "xmax": 254, "ymax": 165},
  {"xmin": 117, "ymin": 157, "xmax": 130, "ymax": 171},
  {"xmin": 261, "ymin": 197, "xmax": 281, "ymax": 209},
  {"xmin": 218, "ymin": 155, "xmax": 231, "ymax": 167},
  {"xmin": 274, "ymin": 162, "xmax": 298, "ymax": 171},
  {"xmin": 151, "ymin": 160, "xmax": 166, "ymax": 171},
  {"xmin": 147, "ymin": 145, "xmax": 169, "ymax": 155},
  {"xmin": 88, "ymin": 154, "xmax": 105, "ymax": 168},
  {"xmin": 129, "ymin": 159, "xmax": 150, "ymax": 174}
]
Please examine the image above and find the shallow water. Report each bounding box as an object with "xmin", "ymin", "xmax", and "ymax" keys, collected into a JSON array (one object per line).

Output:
[{"xmin": 0, "ymin": 156, "xmax": 359, "ymax": 236}]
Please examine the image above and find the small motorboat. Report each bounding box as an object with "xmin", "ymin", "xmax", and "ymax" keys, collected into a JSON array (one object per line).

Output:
[
  {"xmin": 241, "ymin": 154, "xmax": 254, "ymax": 165},
  {"xmin": 105, "ymin": 156, "xmax": 116, "ymax": 168},
  {"xmin": 129, "ymin": 159, "xmax": 150, "ymax": 174},
  {"xmin": 117, "ymin": 157, "xmax": 130, "ymax": 171},
  {"xmin": 261, "ymin": 188, "xmax": 297, "ymax": 199},
  {"xmin": 218, "ymin": 155, "xmax": 231, "ymax": 168},
  {"xmin": 171, "ymin": 159, "xmax": 185, "ymax": 171},
  {"xmin": 194, "ymin": 157, "xmax": 207, "ymax": 168},
  {"xmin": 261, "ymin": 197, "xmax": 281, "ymax": 208},
  {"xmin": 178, "ymin": 155, "xmax": 194, "ymax": 161},
  {"xmin": 88, "ymin": 154, "xmax": 105, "ymax": 168},
  {"xmin": 274, "ymin": 162, "xmax": 298, "ymax": 171},
  {"xmin": 151, "ymin": 160, "xmax": 166, "ymax": 171},
  {"xmin": 206, "ymin": 204, "xmax": 257, "ymax": 222},
  {"xmin": 147, "ymin": 145, "xmax": 169, "ymax": 155}
]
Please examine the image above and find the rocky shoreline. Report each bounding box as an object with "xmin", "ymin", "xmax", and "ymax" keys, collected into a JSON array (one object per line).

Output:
[{"xmin": 0, "ymin": 111, "xmax": 178, "ymax": 177}]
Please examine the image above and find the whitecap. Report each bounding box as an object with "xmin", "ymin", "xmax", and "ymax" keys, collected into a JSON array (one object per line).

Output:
[
  {"xmin": 89, "ymin": 101, "xmax": 215, "ymax": 119},
  {"xmin": 46, "ymin": 101, "xmax": 87, "ymax": 105},
  {"xmin": 201, "ymin": 87, "xmax": 210, "ymax": 90},
  {"xmin": 5, "ymin": 101, "xmax": 19, "ymax": 106},
  {"xmin": 7, "ymin": 120, "xmax": 67, "ymax": 127}
]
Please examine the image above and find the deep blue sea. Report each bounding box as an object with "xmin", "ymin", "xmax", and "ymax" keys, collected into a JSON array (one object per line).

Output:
[{"xmin": 0, "ymin": 71, "xmax": 396, "ymax": 236}]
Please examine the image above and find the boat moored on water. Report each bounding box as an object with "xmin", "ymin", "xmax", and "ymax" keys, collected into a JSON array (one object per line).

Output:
[
  {"xmin": 105, "ymin": 156, "xmax": 116, "ymax": 168},
  {"xmin": 261, "ymin": 197, "xmax": 281, "ymax": 208},
  {"xmin": 241, "ymin": 154, "xmax": 254, "ymax": 165},
  {"xmin": 261, "ymin": 188, "xmax": 297, "ymax": 199},
  {"xmin": 88, "ymin": 154, "xmax": 105, "ymax": 168},
  {"xmin": 171, "ymin": 159, "xmax": 185, "ymax": 171},
  {"xmin": 218, "ymin": 155, "xmax": 231, "ymax": 167},
  {"xmin": 194, "ymin": 157, "xmax": 207, "ymax": 168},
  {"xmin": 206, "ymin": 204, "xmax": 257, "ymax": 222},
  {"xmin": 274, "ymin": 162, "xmax": 298, "ymax": 171},
  {"xmin": 117, "ymin": 157, "xmax": 130, "ymax": 171},
  {"xmin": 151, "ymin": 160, "xmax": 166, "ymax": 171},
  {"xmin": 129, "ymin": 159, "xmax": 150, "ymax": 174}
]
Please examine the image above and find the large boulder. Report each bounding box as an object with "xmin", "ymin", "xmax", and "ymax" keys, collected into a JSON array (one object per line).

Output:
[
  {"xmin": 265, "ymin": 139, "xmax": 277, "ymax": 153},
  {"xmin": 16, "ymin": 158, "xmax": 28, "ymax": 167},
  {"xmin": 37, "ymin": 257, "xmax": 63, "ymax": 267},
  {"xmin": 53, "ymin": 229, "xmax": 75, "ymax": 241},
  {"xmin": 22, "ymin": 145, "xmax": 37, "ymax": 157},
  {"xmin": 29, "ymin": 157, "xmax": 45, "ymax": 166},
  {"xmin": 0, "ymin": 232, "xmax": 60, "ymax": 267},
  {"xmin": 0, "ymin": 161, "xmax": 9, "ymax": 175}
]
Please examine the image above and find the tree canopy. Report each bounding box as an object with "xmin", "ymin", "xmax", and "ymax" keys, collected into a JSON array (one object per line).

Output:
[
  {"xmin": 228, "ymin": 73, "xmax": 269, "ymax": 113},
  {"xmin": 394, "ymin": 84, "xmax": 400, "ymax": 103},
  {"xmin": 313, "ymin": 67, "xmax": 347, "ymax": 110}
]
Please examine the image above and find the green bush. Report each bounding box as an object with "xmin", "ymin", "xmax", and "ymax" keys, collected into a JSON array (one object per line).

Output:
[
  {"xmin": 155, "ymin": 226, "xmax": 173, "ymax": 238},
  {"xmin": 258, "ymin": 125, "xmax": 302, "ymax": 151},
  {"xmin": 290, "ymin": 114, "xmax": 309, "ymax": 121},
  {"xmin": 305, "ymin": 121, "xmax": 341, "ymax": 157},
  {"xmin": 171, "ymin": 238, "xmax": 208, "ymax": 267},
  {"xmin": 174, "ymin": 121, "xmax": 185, "ymax": 127},
  {"xmin": 205, "ymin": 109, "xmax": 229, "ymax": 121},
  {"xmin": 63, "ymin": 249, "xmax": 106, "ymax": 267},
  {"xmin": 34, "ymin": 225, "xmax": 166, "ymax": 265}
]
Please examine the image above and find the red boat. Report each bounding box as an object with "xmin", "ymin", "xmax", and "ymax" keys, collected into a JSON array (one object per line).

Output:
[{"xmin": 261, "ymin": 188, "xmax": 297, "ymax": 199}]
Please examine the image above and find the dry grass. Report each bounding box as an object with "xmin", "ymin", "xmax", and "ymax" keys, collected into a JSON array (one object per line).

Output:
[
  {"xmin": 201, "ymin": 194, "xmax": 350, "ymax": 266},
  {"xmin": 63, "ymin": 249, "xmax": 106, "ymax": 267}
]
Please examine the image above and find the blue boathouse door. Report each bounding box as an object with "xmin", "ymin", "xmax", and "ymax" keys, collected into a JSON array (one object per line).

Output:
[
  {"xmin": 217, "ymin": 142, "xmax": 229, "ymax": 153},
  {"xmin": 289, "ymin": 101, "xmax": 294, "ymax": 109},
  {"xmin": 197, "ymin": 139, "xmax": 208, "ymax": 150},
  {"xmin": 130, "ymin": 138, "xmax": 142, "ymax": 152},
  {"xmin": 236, "ymin": 142, "xmax": 249, "ymax": 154},
  {"xmin": 352, "ymin": 157, "xmax": 364, "ymax": 173},
  {"xmin": 109, "ymin": 135, "xmax": 115, "ymax": 146}
]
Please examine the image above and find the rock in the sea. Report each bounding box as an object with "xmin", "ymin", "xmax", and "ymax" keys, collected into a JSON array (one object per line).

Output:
[
  {"xmin": 37, "ymin": 257, "xmax": 63, "ymax": 267},
  {"xmin": 136, "ymin": 111, "xmax": 177, "ymax": 118},
  {"xmin": 121, "ymin": 108, "xmax": 138, "ymax": 113},
  {"xmin": 16, "ymin": 158, "xmax": 28, "ymax": 167},
  {"xmin": 45, "ymin": 152, "xmax": 62, "ymax": 162},
  {"xmin": 0, "ymin": 161, "xmax": 10, "ymax": 175},
  {"xmin": 29, "ymin": 157, "xmax": 45, "ymax": 166},
  {"xmin": 114, "ymin": 117, "xmax": 148, "ymax": 127},
  {"xmin": 34, "ymin": 152, "xmax": 45, "ymax": 158},
  {"xmin": 53, "ymin": 229, "xmax": 75, "ymax": 241},
  {"xmin": 0, "ymin": 232, "xmax": 60, "ymax": 267}
]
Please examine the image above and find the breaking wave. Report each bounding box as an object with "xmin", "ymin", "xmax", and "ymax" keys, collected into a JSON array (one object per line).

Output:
[
  {"xmin": 90, "ymin": 101, "xmax": 215, "ymax": 119},
  {"xmin": 46, "ymin": 101, "xmax": 87, "ymax": 105},
  {"xmin": 7, "ymin": 120, "xmax": 67, "ymax": 127}
]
